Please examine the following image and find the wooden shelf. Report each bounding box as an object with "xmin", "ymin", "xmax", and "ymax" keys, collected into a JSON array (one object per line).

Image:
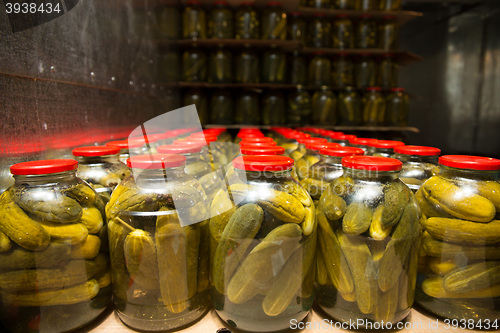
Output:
[
  {"xmin": 297, "ymin": 7, "xmax": 423, "ymax": 25},
  {"xmin": 203, "ymin": 124, "xmax": 420, "ymax": 133},
  {"xmin": 170, "ymin": 82, "xmax": 298, "ymax": 90},
  {"xmin": 164, "ymin": 39, "xmax": 302, "ymax": 52},
  {"xmin": 300, "ymin": 48, "xmax": 423, "ymax": 66}
]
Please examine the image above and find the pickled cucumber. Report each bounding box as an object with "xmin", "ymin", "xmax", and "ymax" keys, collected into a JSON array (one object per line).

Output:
[
  {"xmin": 0, "ymin": 231, "xmax": 11, "ymax": 253},
  {"xmin": 14, "ymin": 190, "xmax": 83, "ymax": 223},
  {"xmin": 38, "ymin": 221, "xmax": 88, "ymax": 245},
  {"xmin": 70, "ymin": 234, "xmax": 101, "ymax": 259},
  {"xmin": 443, "ymin": 261, "xmax": 500, "ymax": 294},
  {"xmin": 381, "ymin": 181, "xmax": 410, "ymax": 228},
  {"xmin": 124, "ymin": 229, "xmax": 159, "ymax": 291},
  {"xmin": 80, "ymin": 206, "xmax": 103, "ymax": 234},
  {"xmin": 424, "ymin": 217, "xmax": 500, "ymax": 245},
  {"xmin": 422, "ymin": 235, "xmax": 500, "ymax": 260},
  {"xmin": 0, "ymin": 242, "xmax": 70, "ymax": 270},
  {"xmin": 318, "ymin": 186, "xmax": 346, "ymax": 222},
  {"xmin": 342, "ymin": 202, "xmax": 372, "ymax": 235},
  {"xmin": 422, "ymin": 276, "xmax": 500, "ymax": 299}
]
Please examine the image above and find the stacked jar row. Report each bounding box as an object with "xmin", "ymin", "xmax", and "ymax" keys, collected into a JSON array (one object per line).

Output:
[
  {"xmin": 185, "ymin": 87, "xmax": 408, "ymax": 126},
  {"xmin": 164, "ymin": 49, "xmax": 399, "ymax": 88},
  {"xmin": 300, "ymin": 0, "xmax": 402, "ymax": 10}
]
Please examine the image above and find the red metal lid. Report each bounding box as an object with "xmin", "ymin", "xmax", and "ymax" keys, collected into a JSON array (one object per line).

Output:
[
  {"xmin": 320, "ymin": 147, "xmax": 365, "ymax": 157},
  {"xmin": 306, "ymin": 142, "xmax": 340, "ymax": 150},
  {"xmin": 342, "ymin": 156, "xmax": 402, "ymax": 171},
  {"xmin": 11, "ymin": 159, "xmax": 78, "ymax": 175},
  {"xmin": 240, "ymin": 142, "xmax": 278, "ymax": 148},
  {"xmin": 366, "ymin": 87, "xmax": 383, "ymax": 92},
  {"xmin": 157, "ymin": 144, "xmax": 202, "ymax": 154},
  {"xmin": 438, "ymin": 155, "xmax": 500, "ymax": 171},
  {"xmin": 240, "ymin": 146, "xmax": 285, "ymax": 155},
  {"xmin": 237, "ymin": 131, "xmax": 264, "ymax": 139},
  {"xmin": 106, "ymin": 140, "xmax": 144, "ymax": 149},
  {"xmin": 313, "ymin": 51, "xmax": 326, "ymax": 56},
  {"xmin": 72, "ymin": 146, "xmax": 120, "ymax": 157},
  {"xmin": 368, "ymin": 140, "xmax": 405, "ymax": 149},
  {"xmin": 240, "ymin": 137, "xmax": 275, "ymax": 144},
  {"xmin": 288, "ymin": 11, "xmax": 302, "ymax": 16},
  {"xmin": 359, "ymin": 14, "xmax": 372, "ymax": 19},
  {"xmin": 297, "ymin": 137, "xmax": 327, "ymax": 145},
  {"xmin": 390, "ymin": 87, "xmax": 406, "ymax": 92},
  {"xmin": 127, "ymin": 154, "xmax": 186, "ymax": 169},
  {"xmin": 313, "ymin": 12, "xmax": 327, "ymax": 17},
  {"xmin": 233, "ymin": 155, "xmax": 294, "ymax": 171},
  {"xmin": 349, "ymin": 137, "xmax": 378, "ymax": 146},
  {"xmin": 186, "ymin": 135, "xmax": 218, "ymax": 144},
  {"xmin": 331, "ymin": 134, "xmax": 357, "ymax": 141},
  {"xmin": 394, "ymin": 145, "xmax": 441, "ymax": 156},
  {"xmin": 173, "ymin": 139, "xmax": 207, "ymax": 148}
]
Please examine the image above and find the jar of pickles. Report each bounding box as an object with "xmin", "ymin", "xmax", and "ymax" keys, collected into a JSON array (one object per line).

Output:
[
  {"xmin": 183, "ymin": 0, "xmax": 207, "ymax": 39},
  {"xmin": 262, "ymin": 48, "xmax": 286, "ymax": 83},
  {"xmin": 347, "ymin": 137, "xmax": 378, "ymax": 153},
  {"xmin": 182, "ymin": 48, "xmax": 207, "ymax": 82},
  {"xmin": 338, "ymin": 87, "xmax": 362, "ymax": 125},
  {"xmin": 300, "ymin": 146, "xmax": 363, "ymax": 200},
  {"xmin": 289, "ymin": 51, "xmax": 307, "ymax": 84},
  {"xmin": 331, "ymin": 54, "xmax": 354, "ymax": 87},
  {"xmin": 208, "ymin": 1, "xmax": 233, "ymax": 39},
  {"xmin": 377, "ymin": 54, "xmax": 399, "ymax": 88},
  {"xmin": 308, "ymin": 13, "xmax": 331, "ymax": 48},
  {"xmin": 309, "ymin": 52, "xmax": 332, "ymax": 87},
  {"xmin": 312, "ymin": 86, "xmax": 338, "ymax": 126},
  {"xmin": 288, "ymin": 86, "xmax": 312, "ymax": 125},
  {"xmin": 307, "ymin": 0, "xmax": 332, "ymax": 8},
  {"xmin": 287, "ymin": 12, "xmax": 307, "ymax": 44},
  {"xmin": 363, "ymin": 87, "xmax": 386, "ymax": 126},
  {"xmin": 183, "ymin": 89, "xmax": 208, "ymax": 125},
  {"xmin": 0, "ymin": 159, "xmax": 111, "ymax": 332},
  {"xmin": 379, "ymin": 0, "xmax": 402, "ymax": 11},
  {"xmin": 210, "ymin": 90, "xmax": 234, "ymax": 124},
  {"xmin": 235, "ymin": 91, "xmax": 260, "ymax": 125},
  {"xmin": 334, "ymin": 0, "xmax": 355, "ymax": 10},
  {"xmin": 386, "ymin": 88, "xmax": 410, "ymax": 126},
  {"xmin": 367, "ymin": 140, "xmax": 405, "ymax": 157},
  {"xmin": 316, "ymin": 156, "xmax": 421, "ymax": 325},
  {"xmin": 261, "ymin": 2, "xmax": 287, "ymax": 40},
  {"xmin": 106, "ymin": 140, "xmax": 148, "ymax": 164},
  {"xmin": 355, "ymin": 15, "xmax": 377, "ymax": 49},
  {"xmin": 235, "ymin": 2, "xmax": 260, "ymax": 39},
  {"xmin": 415, "ymin": 155, "xmax": 500, "ymax": 323},
  {"xmin": 107, "ymin": 154, "xmax": 210, "ymax": 331},
  {"xmin": 330, "ymin": 133, "xmax": 357, "ymax": 146},
  {"xmin": 294, "ymin": 138, "xmax": 328, "ymax": 179},
  {"xmin": 354, "ymin": 0, "xmax": 375, "ymax": 10},
  {"xmin": 209, "ymin": 48, "xmax": 233, "ymax": 83},
  {"xmin": 210, "ymin": 155, "xmax": 316, "ymax": 332},
  {"xmin": 262, "ymin": 91, "xmax": 287, "ymax": 125},
  {"xmin": 332, "ymin": 15, "xmax": 354, "ymax": 49},
  {"xmin": 355, "ymin": 54, "xmax": 376, "ymax": 88},
  {"xmin": 378, "ymin": 17, "xmax": 399, "ymax": 50},
  {"xmin": 156, "ymin": 144, "xmax": 213, "ymax": 180},
  {"xmin": 158, "ymin": 50, "xmax": 180, "ymax": 82},
  {"xmin": 235, "ymin": 49, "xmax": 260, "ymax": 83},
  {"xmin": 393, "ymin": 145, "xmax": 440, "ymax": 191},
  {"xmin": 72, "ymin": 146, "xmax": 130, "ymax": 203},
  {"xmin": 157, "ymin": 4, "xmax": 180, "ymax": 40}
]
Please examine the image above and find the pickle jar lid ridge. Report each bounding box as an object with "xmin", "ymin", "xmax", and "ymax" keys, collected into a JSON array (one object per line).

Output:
[
  {"xmin": 233, "ymin": 155, "xmax": 294, "ymax": 171},
  {"xmin": 321, "ymin": 146, "xmax": 364, "ymax": 157},
  {"xmin": 72, "ymin": 146, "xmax": 120, "ymax": 157},
  {"xmin": 342, "ymin": 156, "xmax": 402, "ymax": 172},
  {"xmin": 438, "ymin": 155, "xmax": 500, "ymax": 171},
  {"xmin": 10, "ymin": 159, "xmax": 78, "ymax": 175},
  {"xmin": 157, "ymin": 144, "xmax": 202, "ymax": 154},
  {"xmin": 127, "ymin": 154, "xmax": 186, "ymax": 169},
  {"xmin": 394, "ymin": 145, "xmax": 441, "ymax": 157},
  {"xmin": 240, "ymin": 146, "xmax": 285, "ymax": 155}
]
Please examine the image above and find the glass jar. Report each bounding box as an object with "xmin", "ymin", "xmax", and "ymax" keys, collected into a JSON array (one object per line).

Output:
[
  {"xmin": 355, "ymin": 54, "xmax": 376, "ymax": 88},
  {"xmin": 300, "ymin": 146, "xmax": 363, "ymax": 200},
  {"xmin": 316, "ymin": 156, "xmax": 421, "ymax": 325},
  {"xmin": 378, "ymin": 17, "xmax": 399, "ymax": 50},
  {"xmin": 183, "ymin": 89, "xmax": 208, "ymax": 125},
  {"xmin": 307, "ymin": 0, "xmax": 332, "ymax": 8},
  {"xmin": 289, "ymin": 51, "xmax": 307, "ymax": 84},
  {"xmin": 235, "ymin": 91, "xmax": 260, "ymax": 125},
  {"xmin": 106, "ymin": 140, "xmax": 148, "ymax": 164},
  {"xmin": 355, "ymin": 16, "xmax": 377, "ymax": 49},
  {"xmin": 312, "ymin": 86, "xmax": 338, "ymax": 126},
  {"xmin": 308, "ymin": 13, "xmax": 332, "ymax": 48},
  {"xmin": 332, "ymin": 15, "xmax": 354, "ymax": 49},
  {"xmin": 347, "ymin": 137, "xmax": 378, "ymax": 153},
  {"xmin": 367, "ymin": 140, "xmax": 405, "ymax": 157},
  {"xmin": 288, "ymin": 86, "xmax": 312, "ymax": 125},
  {"xmin": 294, "ymin": 138, "xmax": 328, "ymax": 180},
  {"xmin": 334, "ymin": 0, "xmax": 355, "ymax": 9},
  {"xmin": 377, "ymin": 54, "xmax": 400, "ymax": 88},
  {"xmin": 182, "ymin": 49, "xmax": 207, "ymax": 82},
  {"xmin": 235, "ymin": 49, "xmax": 260, "ymax": 83},
  {"xmin": 157, "ymin": 4, "xmax": 180, "ymax": 40},
  {"xmin": 235, "ymin": 2, "xmax": 260, "ymax": 39},
  {"xmin": 331, "ymin": 54, "xmax": 354, "ymax": 88},
  {"xmin": 107, "ymin": 154, "xmax": 209, "ymax": 331},
  {"xmin": 210, "ymin": 155, "xmax": 316, "ymax": 332},
  {"xmin": 362, "ymin": 87, "xmax": 386, "ymax": 126},
  {"xmin": 393, "ymin": 145, "xmax": 441, "ymax": 192},
  {"xmin": 309, "ymin": 52, "xmax": 331, "ymax": 87},
  {"xmin": 354, "ymin": 0, "xmax": 375, "ymax": 10},
  {"xmin": 208, "ymin": 1, "xmax": 234, "ymax": 39},
  {"xmin": 262, "ymin": 48, "xmax": 286, "ymax": 83},
  {"xmin": 386, "ymin": 88, "xmax": 410, "ymax": 126},
  {"xmin": 210, "ymin": 90, "xmax": 234, "ymax": 124},
  {"xmin": 261, "ymin": 2, "xmax": 287, "ymax": 40},
  {"xmin": 182, "ymin": 0, "xmax": 207, "ymax": 39},
  {"xmin": 158, "ymin": 50, "xmax": 180, "ymax": 83},
  {"xmin": 283, "ymin": 131, "xmax": 310, "ymax": 160},
  {"xmin": 415, "ymin": 155, "xmax": 500, "ymax": 323},
  {"xmin": 379, "ymin": 0, "xmax": 402, "ymax": 11},
  {"xmin": 72, "ymin": 146, "xmax": 130, "ymax": 203},
  {"xmin": 156, "ymin": 144, "xmax": 212, "ymax": 180},
  {"xmin": 338, "ymin": 87, "xmax": 362, "ymax": 125},
  {"xmin": 287, "ymin": 12, "xmax": 307, "ymax": 45},
  {"xmin": 209, "ymin": 48, "xmax": 233, "ymax": 83},
  {"xmin": 262, "ymin": 91, "xmax": 286, "ymax": 125},
  {"xmin": 0, "ymin": 159, "xmax": 110, "ymax": 332}
]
